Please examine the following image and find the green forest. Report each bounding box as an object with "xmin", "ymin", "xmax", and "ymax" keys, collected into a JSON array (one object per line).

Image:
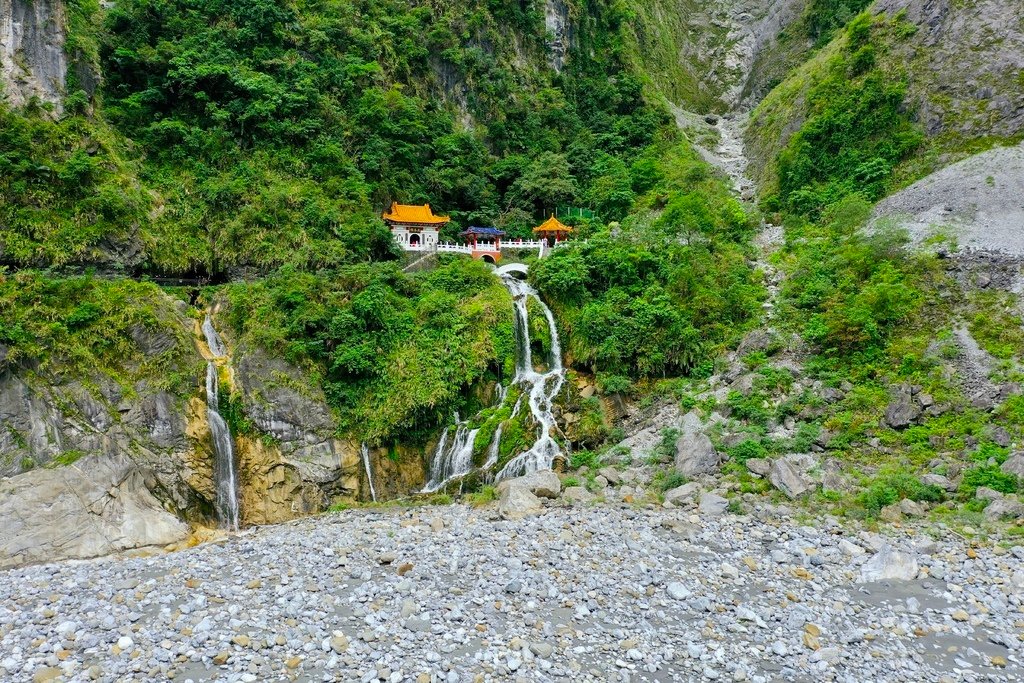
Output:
[{"xmin": 2, "ymin": 0, "xmax": 1022, "ymax": 524}]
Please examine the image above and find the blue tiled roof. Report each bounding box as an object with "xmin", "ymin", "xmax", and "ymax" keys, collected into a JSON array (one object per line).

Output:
[{"xmin": 460, "ymin": 226, "xmax": 506, "ymax": 236}]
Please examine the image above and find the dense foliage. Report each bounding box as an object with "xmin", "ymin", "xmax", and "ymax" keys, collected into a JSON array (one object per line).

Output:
[
  {"xmin": 223, "ymin": 258, "xmax": 514, "ymax": 444},
  {"xmin": 771, "ymin": 14, "xmax": 923, "ymax": 218},
  {"xmin": 802, "ymin": 0, "xmax": 874, "ymax": 46},
  {"xmin": 531, "ymin": 143, "xmax": 762, "ymax": 378},
  {"xmin": 0, "ymin": 269, "xmax": 197, "ymax": 390},
  {"xmin": 779, "ymin": 196, "xmax": 926, "ymax": 361},
  {"xmin": 0, "ymin": 100, "xmax": 147, "ymax": 268}
]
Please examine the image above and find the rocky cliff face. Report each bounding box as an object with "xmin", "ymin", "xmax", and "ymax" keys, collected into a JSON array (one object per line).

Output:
[
  {"xmin": 0, "ymin": 293, "xmax": 430, "ymax": 567},
  {"xmin": 0, "ymin": 0, "xmax": 67, "ymax": 114},
  {"xmin": 745, "ymin": 0, "xmax": 1024, "ymax": 190},
  {"xmin": 622, "ymin": 0, "xmax": 811, "ymax": 112},
  {"xmin": 875, "ymin": 0, "xmax": 1024, "ymax": 140}
]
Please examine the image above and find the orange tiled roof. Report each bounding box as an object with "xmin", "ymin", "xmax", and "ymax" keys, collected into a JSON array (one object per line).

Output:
[
  {"xmin": 382, "ymin": 203, "xmax": 450, "ymax": 225},
  {"xmin": 532, "ymin": 215, "xmax": 573, "ymax": 234}
]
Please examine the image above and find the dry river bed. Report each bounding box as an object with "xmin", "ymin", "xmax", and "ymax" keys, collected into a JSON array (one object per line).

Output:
[{"xmin": 1, "ymin": 503, "xmax": 1022, "ymax": 682}]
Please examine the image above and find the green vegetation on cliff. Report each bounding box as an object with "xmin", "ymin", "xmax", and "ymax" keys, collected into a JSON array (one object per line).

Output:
[
  {"xmin": 756, "ymin": 13, "xmax": 923, "ymax": 218},
  {"xmin": 223, "ymin": 258, "xmax": 514, "ymax": 445},
  {"xmin": 0, "ymin": 269, "xmax": 197, "ymax": 391},
  {"xmin": 532, "ymin": 142, "xmax": 762, "ymax": 378}
]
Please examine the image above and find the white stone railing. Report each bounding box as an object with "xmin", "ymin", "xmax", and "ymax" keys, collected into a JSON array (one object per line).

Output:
[
  {"xmin": 500, "ymin": 239, "xmax": 545, "ymax": 250},
  {"xmin": 398, "ymin": 238, "xmax": 578, "ymax": 256},
  {"xmin": 435, "ymin": 242, "xmax": 473, "ymax": 254}
]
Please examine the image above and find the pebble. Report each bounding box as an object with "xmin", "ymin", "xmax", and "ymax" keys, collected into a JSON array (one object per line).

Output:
[{"xmin": 0, "ymin": 504, "xmax": 1015, "ymax": 682}]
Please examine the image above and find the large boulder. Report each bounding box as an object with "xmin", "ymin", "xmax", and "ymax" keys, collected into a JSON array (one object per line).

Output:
[
  {"xmin": 1001, "ymin": 452, "xmax": 1024, "ymax": 478},
  {"xmin": 921, "ymin": 473, "xmax": 956, "ymax": 491},
  {"xmin": 984, "ymin": 496, "xmax": 1024, "ymax": 520},
  {"xmin": 674, "ymin": 412, "xmax": 719, "ymax": 477},
  {"xmin": 498, "ymin": 485, "xmax": 543, "ymax": 520},
  {"xmin": 664, "ymin": 482, "xmax": 702, "ymax": 506},
  {"xmin": 698, "ymin": 492, "xmax": 728, "ymax": 516},
  {"xmin": 562, "ymin": 486, "xmax": 595, "ymax": 504},
  {"xmin": 858, "ymin": 545, "xmax": 920, "ymax": 582},
  {"xmin": 496, "ymin": 470, "xmax": 561, "ymax": 499},
  {"xmin": 884, "ymin": 385, "xmax": 921, "ymax": 428},
  {"xmin": 0, "ymin": 454, "xmax": 189, "ymax": 569},
  {"xmin": 768, "ymin": 459, "xmax": 813, "ymax": 499}
]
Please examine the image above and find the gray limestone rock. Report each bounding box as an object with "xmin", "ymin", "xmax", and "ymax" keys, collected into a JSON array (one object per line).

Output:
[
  {"xmin": 768, "ymin": 459, "xmax": 812, "ymax": 499},
  {"xmin": 498, "ymin": 486, "xmax": 543, "ymax": 520},
  {"xmin": 0, "ymin": 453, "xmax": 188, "ymax": 568},
  {"xmin": 674, "ymin": 412, "xmax": 719, "ymax": 477},
  {"xmin": 858, "ymin": 545, "xmax": 920, "ymax": 582},
  {"xmin": 562, "ymin": 486, "xmax": 595, "ymax": 504},
  {"xmin": 699, "ymin": 492, "xmax": 728, "ymax": 516},
  {"xmin": 745, "ymin": 458, "xmax": 771, "ymax": 477},
  {"xmin": 983, "ymin": 497, "xmax": 1024, "ymax": 520},
  {"xmin": 496, "ymin": 470, "xmax": 561, "ymax": 499},
  {"xmin": 0, "ymin": 0, "xmax": 67, "ymax": 114},
  {"xmin": 884, "ymin": 385, "xmax": 922, "ymax": 428},
  {"xmin": 664, "ymin": 482, "xmax": 702, "ymax": 506},
  {"xmin": 1001, "ymin": 452, "xmax": 1024, "ymax": 478}
]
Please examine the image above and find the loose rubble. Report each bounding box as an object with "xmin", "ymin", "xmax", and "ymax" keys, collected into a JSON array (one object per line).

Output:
[{"xmin": 1, "ymin": 499, "xmax": 1021, "ymax": 682}]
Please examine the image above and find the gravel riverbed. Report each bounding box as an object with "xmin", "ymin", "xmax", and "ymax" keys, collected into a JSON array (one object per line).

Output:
[{"xmin": 1, "ymin": 503, "xmax": 1022, "ymax": 682}]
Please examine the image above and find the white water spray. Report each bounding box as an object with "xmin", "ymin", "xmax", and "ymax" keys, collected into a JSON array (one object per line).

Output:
[
  {"xmin": 422, "ymin": 417, "xmax": 480, "ymax": 493},
  {"xmin": 202, "ymin": 316, "xmax": 240, "ymax": 531},
  {"xmin": 419, "ymin": 264, "xmax": 567, "ymax": 488},
  {"xmin": 361, "ymin": 442, "xmax": 378, "ymax": 502},
  {"xmin": 494, "ymin": 269, "xmax": 566, "ymax": 480}
]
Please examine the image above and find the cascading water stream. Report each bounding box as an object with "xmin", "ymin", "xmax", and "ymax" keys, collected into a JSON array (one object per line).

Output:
[
  {"xmin": 494, "ymin": 272, "xmax": 566, "ymax": 480},
  {"xmin": 419, "ymin": 264, "xmax": 567, "ymax": 489},
  {"xmin": 361, "ymin": 443, "xmax": 378, "ymax": 502},
  {"xmin": 422, "ymin": 416, "xmax": 480, "ymax": 492},
  {"xmin": 202, "ymin": 316, "xmax": 240, "ymax": 531}
]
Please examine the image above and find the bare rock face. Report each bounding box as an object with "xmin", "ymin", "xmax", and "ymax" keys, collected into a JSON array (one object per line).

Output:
[
  {"xmin": 674, "ymin": 412, "xmax": 720, "ymax": 477},
  {"xmin": 498, "ymin": 485, "xmax": 544, "ymax": 520},
  {"xmin": 497, "ymin": 470, "xmax": 562, "ymax": 499},
  {"xmin": 874, "ymin": 0, "xmax": 1024, "ymax": 141},
  {"xmin": 0, "ymin": 0, "xmax": 67, "ymax": 114},
  {"xmin": 768, "ymin": 458, "xmax": 813, "ymax": 498},
  {"xmin": 544, "ymin": 0, "xmax": 573, "ymax": 73},
  {"xmin": 884, "ymin": 385, "xmax": 922, "ymax": 429},
  {"xmin": 0, "ymin": 453, "xmax": 189, "ymax": 568}
]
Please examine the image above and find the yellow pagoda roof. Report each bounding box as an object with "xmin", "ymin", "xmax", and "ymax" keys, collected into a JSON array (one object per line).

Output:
[
  {"xmin": 532, "ymin": 215, "xmax": 573, "ymax": 234},
  {"xmin": 383, "ymin": 203, "xmax": 450, "ymax": 225}
]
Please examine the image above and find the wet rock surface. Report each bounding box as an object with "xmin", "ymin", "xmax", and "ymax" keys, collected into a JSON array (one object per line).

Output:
[{"xmin": 2, "ymin": 504, "xmax": 1020, "ymax": 682}]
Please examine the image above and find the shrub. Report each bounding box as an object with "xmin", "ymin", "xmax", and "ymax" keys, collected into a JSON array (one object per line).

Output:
[
  {"xmin": 570, "ymin": 450, "xmax": 600, "ymax": 470},
  {"xmin": 657, "ymin": 470, "xmax": 687, "ymax": 491},
  {"xmin": 959, "ymin": 466, "xmax": 1018, "ymax": 496},
  {"xmin": 858, "ymin": 470, "xmax": 944, "ymax": 515},
  {"xmin": 728, "ymin": 439, "xmax": 768, "ymax": 462}
]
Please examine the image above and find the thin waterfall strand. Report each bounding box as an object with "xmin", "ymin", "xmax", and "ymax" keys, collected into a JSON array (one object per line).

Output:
[
  {"xmin": 205, "ymin": 362, "xmax": 240, "ymax": 530},
  {"xmin": 361, "ymin": 443, "xmax": 378, "ymax": 502},
  {"xmin": 202, "ymin": 315, "xmax": 227, "ymax": 358}
]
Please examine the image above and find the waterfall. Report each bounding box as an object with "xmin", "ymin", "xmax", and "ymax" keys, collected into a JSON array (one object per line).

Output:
[
  {"xmin": 483, "ymin": 423, "xmax": 503, "ymax": 470},
  {"xmin": 495, "ymin": 271, "xmax": 566, "ymax": 480},
  {"xmin": 202, "ymin": 315, "xmax": 227, "ymax": 357},
  {"xmin": 361, "ymin": 443, "xmax": 378, "ymax": 502},
  {"xmin": 418, "ymin": 264, "xmax": 567, "ymax": 489},
  {"xmin": 203, "ymin": 334, "xmax": 240, "ymax": 530},
  {"xmin": 422, "ymin": 418, "xmax": 480, "ymax": 493}
]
